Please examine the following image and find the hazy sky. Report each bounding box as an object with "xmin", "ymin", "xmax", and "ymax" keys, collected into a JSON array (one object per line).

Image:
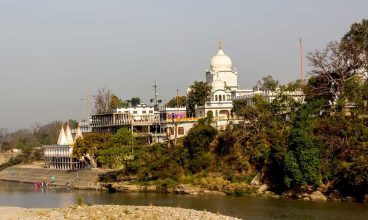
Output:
[{"xmin": 0, "ymin": 0, "xmax": 367, "ymax": 131}]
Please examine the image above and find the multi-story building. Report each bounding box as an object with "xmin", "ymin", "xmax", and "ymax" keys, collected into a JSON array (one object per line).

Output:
[
  {"xmin": 90, "ymin": 104, "xmax": 160, "ymax": 135},
  {"xmin": 159, "ymin": 107, "xmax": 199, "ymax": 141}
]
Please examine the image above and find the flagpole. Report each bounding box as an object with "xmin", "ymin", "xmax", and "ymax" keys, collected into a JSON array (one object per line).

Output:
[{"xmin": 300, "ymin": 38, "xmax": 303, "ymax": 81}]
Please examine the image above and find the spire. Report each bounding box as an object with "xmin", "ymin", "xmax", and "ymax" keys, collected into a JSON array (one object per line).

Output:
[
  {"xmin": 74, "ymin": 123, "xmax": 83, "ymax": 142},
  {"xmin": 57, "ymin": 125, "xmax": 68, "ymax": 145},
  {"xmin": 218, "ymin": 41, "xmax": 223, "ymax": 50},
  {"xmin": 65, "ymin": 123, "xmax": 74, "ymax": 146}
]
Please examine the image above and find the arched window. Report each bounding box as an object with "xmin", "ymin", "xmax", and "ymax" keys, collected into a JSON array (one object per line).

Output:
[
  {"xmin": 215, "ymin": 95, "xmax": 218, "ymax": 101},
  {"xmin": 223, "ymin": 95, "xmax": 226, "ymax": 101},
  {"xmin": 219, "ymin": 95, "xmax": 222, "ymax": 101}
]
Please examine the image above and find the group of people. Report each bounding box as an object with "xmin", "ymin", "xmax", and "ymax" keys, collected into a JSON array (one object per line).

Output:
[{"xmin": 34, "ymin": 181, "xmax": 48, "ymax": 189}]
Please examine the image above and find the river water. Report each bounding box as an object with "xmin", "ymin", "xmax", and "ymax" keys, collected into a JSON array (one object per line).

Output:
[{"xmin": 0, "ymin": 181, "xmax": 367, "ymax": 219}]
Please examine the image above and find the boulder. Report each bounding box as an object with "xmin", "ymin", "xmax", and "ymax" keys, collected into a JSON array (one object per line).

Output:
[
  {"xmin": 174, "ymin": 184, "xmax": 201, "ymax": 195},
  {"xmin": 328, "ymin": 190, "xmax": 342, "ymax": 201},
  {"xmin": 111, "ymin": 183, "xmax": 144, "ymax": 192},
  {"xmin": 257, "ymin": 184, "xmax": 269, "ymax": 194},
  {"xmin": 310, "ymin": 191, "xmax": 327, "ymax": 201},
  {"xmin": 145, "ymin": 185, "xmax": 157, "ymax": 192}
]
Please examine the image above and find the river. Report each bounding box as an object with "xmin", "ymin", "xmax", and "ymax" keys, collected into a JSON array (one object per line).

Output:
[{"xmin": 0, "ymin": 181, "xmax": 367, "ymax": 219}]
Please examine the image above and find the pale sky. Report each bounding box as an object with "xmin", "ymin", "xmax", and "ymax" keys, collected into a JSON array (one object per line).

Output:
[{"xmin": 0, "ymin": 0, "xmax": 367, "ymax": 130}]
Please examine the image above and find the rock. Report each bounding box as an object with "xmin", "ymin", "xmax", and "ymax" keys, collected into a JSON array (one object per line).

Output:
[
  {"xmin": 257, "ymin": 184, "xmax": 269, "ymax": 194},
  {"xmin": 174, "ymin": 184, "xmax": 201, "ymax": 195},
  {"xmin": 146, "ymin": 185, "xmax": 157, "ymax": 192},
  {"xmin": 203, "ymin": 190, "xmax": 226, "ymax": 196},
  {"xmin": 111, "ymin": 183, "xmax": 144, "ymax": 192},
  {"xmin": 302, "ymin": 193, "xmax": 309, "ymax": 197},
  {"xmin": 342, "ymin": 196, "xmax": 354, "ymax": 202},
  {"xmin": 310, "ymin": 191, "xmax": 327, "ymax": 201},
  {"xmin": 328, "ymin": 190, "xmax": 342, "ymax": 201},
  {"xmin": 364, "ymin": 194, "xmax": 368, "ymax": 203}
]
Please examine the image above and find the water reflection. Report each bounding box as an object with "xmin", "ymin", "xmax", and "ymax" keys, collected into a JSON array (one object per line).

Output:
[{"xmin": 0, "ymin": 181, "xmax": 367, "ymax": 219}]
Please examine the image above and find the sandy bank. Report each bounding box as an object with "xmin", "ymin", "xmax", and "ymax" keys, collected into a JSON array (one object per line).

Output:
[{"xmin": 0, "ymin": 205, "xmax": 239, "ymax": 220}]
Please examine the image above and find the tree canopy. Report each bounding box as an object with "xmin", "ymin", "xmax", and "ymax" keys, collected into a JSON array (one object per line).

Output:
[
  {"xmin": 186, "ymin": 81, "xmax": 211, "ymax": 117},
  {"xmin": 165, "ymin": 96, "xmax": 187, "ymax": 108}
]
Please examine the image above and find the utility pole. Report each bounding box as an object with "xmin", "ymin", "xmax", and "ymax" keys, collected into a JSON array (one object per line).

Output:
[{"xmin": 173, "ymin": 89, "xmax": 180, "ymax": 147}]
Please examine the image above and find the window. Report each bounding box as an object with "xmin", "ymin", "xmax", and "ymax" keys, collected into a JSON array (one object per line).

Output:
[
  {"xmin": 223, "ymin": 95, "xmax": 226, "ymax": 101},
  {"xmin": 178, "ymin": 127, "xmax": 184, "ymax": 135},
  {"xmin": 215, "ymin": 95, "xmax": 218, "ymax": 101},
  {"xmin": 133, "ymin": 111, "xmax": 137, "ymax": 114},
  {"xmin": 142, "ymin": 110, "xmax": 146, "ymax": 114},
  {"xmin": 219, "ymin": 95, "xmax": 222, "ymax": 101},
  {"xmin": 149, "ymin": 110, "xmax": 153, "ymax": 113}
]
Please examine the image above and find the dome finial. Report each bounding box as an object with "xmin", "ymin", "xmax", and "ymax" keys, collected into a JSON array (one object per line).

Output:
[{"xmin": 218, "ymin": 41, "xmax": 223, "ymax": 50}]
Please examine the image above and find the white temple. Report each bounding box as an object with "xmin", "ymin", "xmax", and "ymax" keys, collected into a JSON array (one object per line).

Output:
[
  {"xmin": 195, "ymin": 43, "xmax": 251, "ymax": 129},
  {"xmin": 44, "ymin": 124, "xmax": 86, "ymax": 170}
]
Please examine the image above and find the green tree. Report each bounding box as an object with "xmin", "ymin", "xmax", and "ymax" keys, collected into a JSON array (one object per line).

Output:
[
  {"xmin": 130, "ymin": 97, "xmax": 141, "ymax": 107},
  {"xmin": 254, "ymin": 75, "xmax": 279, "ymax": 91},
  {"xmin": 109, "ymin": 128, "xmax": 135, "ymax": 146},
  {"xmin": 183, "ymin": 119, "xmax": 217, "ymax": 173},
  {"xmin": 67, "ymin": 119, "xmax": 78, "ymax": 129},
  {"xmin": 284, "ymin": 129, "xmax": 321, "ymax": 188},
  {"xmin": 342, "ymin": 19, "xmax": 368, "ymax": 73},
  {"xmin": 109, "ymin": 94, "xmax": 127, "ymax": 110},
  {"xmin": 99, "ymin": 145, "xmax": 134, "ymax": 169},
  {"xmin": 187, "ymin": 81, "xmax": 211, "ymax": 117},
  {"xmin": 335, "ymin": 156, "xmax": 368, "ymax": 201},
  {"xmin": 73, "ymin": 132, "xmax": 112, "ymax": 167},
  {"xmin": 165, "ymin": 96, "xmax": 187, "ymax": 108}
]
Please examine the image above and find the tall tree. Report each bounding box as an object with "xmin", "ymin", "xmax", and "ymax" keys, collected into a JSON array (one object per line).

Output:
[
  {"xmin": 98, "ymin": 128, "xmax": 135, "ymax": 169},
  {"xmin": 307, "ymin": 41, "xmax": 361, "ymax": 111},
  {"xmin": 109, "ymin": 94, "xmax": 127, "ymax": 110},
  {"xmin": 93, "ymin": 88, "xmax": 111, "ymax": 114},
  {"xmin": 130, "ymin": 97, "xmax": 141, "ymax": 107},
  {"xmin": 73, "ymin": 132, "xmax": 112, "ymax": 167},
  {"xmin": 342, "ymin": 19, "xmax": 368, "ymax": 74},
  {"xmin": 186, "ymin": 81, "xmax": 211, "ymax": 117}
]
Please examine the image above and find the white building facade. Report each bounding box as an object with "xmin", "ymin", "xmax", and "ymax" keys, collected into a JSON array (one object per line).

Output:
[
  {"xmin": 44, "ymin": 124, "xmax": 86, "ymax": 170},
  {"xmin": 196, "ymin": 44, "xmax": 252, "ymax": 130}
]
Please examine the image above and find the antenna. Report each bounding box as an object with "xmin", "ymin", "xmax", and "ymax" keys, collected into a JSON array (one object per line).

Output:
[{"xmin": 152, "ymin": 81, "xmax": 159, "ymax": 110}]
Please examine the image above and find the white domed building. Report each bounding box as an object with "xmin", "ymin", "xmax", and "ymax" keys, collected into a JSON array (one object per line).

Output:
[{"xmin": 195, "ymin": 43, "xmax": 251, "ymax": 129}]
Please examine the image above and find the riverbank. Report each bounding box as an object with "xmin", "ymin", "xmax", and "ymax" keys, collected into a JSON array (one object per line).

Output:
[
  {"xmin": 0, "ymin": 205, "xmax": 238, "ymax": 220},
  {"xmin": 0, "ymin": 162, "xmax": 105, "ymax": 190},
  {"xmin": 1, "ymin": 163, "xmax": 366, "ymax": 203}
]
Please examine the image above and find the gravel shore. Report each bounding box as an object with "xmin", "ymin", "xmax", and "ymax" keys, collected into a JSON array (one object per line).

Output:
[{"xmin": 0, "ymin": 205, "xmax": 240, "ymax": 220}]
